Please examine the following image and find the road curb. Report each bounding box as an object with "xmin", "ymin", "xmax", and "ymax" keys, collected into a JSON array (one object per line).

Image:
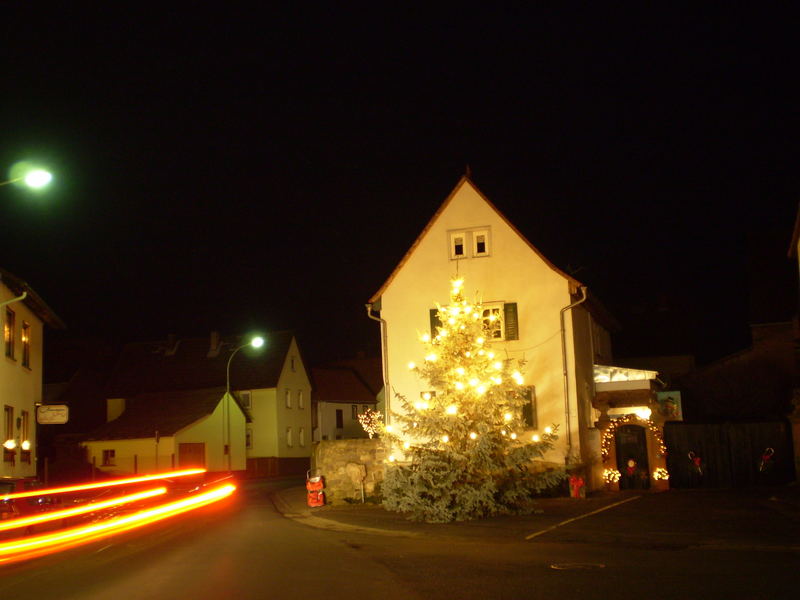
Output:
[{"xmin": 269, "ymin": 489, "xmax": 420, "ymax": 538}]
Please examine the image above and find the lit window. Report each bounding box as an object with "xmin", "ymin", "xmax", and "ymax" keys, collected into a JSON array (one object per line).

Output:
[
  {"xmin": 482, "ymin": 305, "xmax": 503, "ymax": 339},
  {"xmin": 4, "ymin": 308, "xmax": 15, "ymax": 359},
  {"xmin": 285, "ymin": 389, "xmax": 292, "ymax": 408},
  {"xmin": 297, "ymin": 390, "xmax": 304, "ymax": 409},
  {"xmin": 21, "ymin": 322, "xmax": 30, "ymax": 368},
  {"xmin": 102, "ymin": 449, "xmax": 116, "ymax": 466},
  {"xmin": 286, "ymin": 427, "xmax": 293, "ymax": 447}
]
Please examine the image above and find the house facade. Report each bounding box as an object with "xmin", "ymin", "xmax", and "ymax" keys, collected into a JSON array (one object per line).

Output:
[
  {"xmin": 311, "ymin": 365, "xmax": 378, "ymax": 441},
  {"xmin": 367, "ymin": 177, "xmax": 638, "ymax": 490},
  {"xmin": 90, "ymin": 331, "xmax": 312, "ymax": 478},
  {"xmin": 1, "ymin": 268, "xmax": 64, "ymax": 479},
  {"xmin": 83, "ymin": 388, "xmax": 247, "ymax": 475}
]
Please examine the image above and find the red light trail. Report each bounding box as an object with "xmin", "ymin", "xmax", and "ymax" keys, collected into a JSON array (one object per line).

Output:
[
  {"xmin": 0, "ymin": 483, "xmax": 236, "ymax": 565},
  {"xmin": 0, "ymin": 469, "xmax": 206, "ymax": 501}
]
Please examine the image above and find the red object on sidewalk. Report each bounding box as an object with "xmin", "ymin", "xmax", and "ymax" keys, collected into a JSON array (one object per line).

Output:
[
  {"xmin": 569, "ymin": 475, "xmax": 585, "ymax": 498},
  {"xmin": 306, "ymin": 472, "xmax": 325, "ymax": 507}
]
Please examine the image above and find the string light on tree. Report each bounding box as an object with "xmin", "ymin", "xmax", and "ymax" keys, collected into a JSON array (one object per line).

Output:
[{"xmin": 381, "ymin": 277, "xmax": 564, "ymax": 523}]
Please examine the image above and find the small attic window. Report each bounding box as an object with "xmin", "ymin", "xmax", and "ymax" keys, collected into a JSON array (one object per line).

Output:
[
  {"xmin": 473, "ymin": 229, "xmax": 490, "ymax": 257},
  {"xmin": 450, "ymin": 232, "xmax": 466, "ymax": 259}
]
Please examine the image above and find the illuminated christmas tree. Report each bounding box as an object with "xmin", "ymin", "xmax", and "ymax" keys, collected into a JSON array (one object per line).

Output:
[{"xmin": 382, "ymin": 278, "xmax": 563, "ymax": 522}]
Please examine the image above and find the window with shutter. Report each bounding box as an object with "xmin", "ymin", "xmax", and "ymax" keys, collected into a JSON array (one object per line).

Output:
[{"xmin": 503, "ymin": 303, "xmax": 519, "ymax": 340}]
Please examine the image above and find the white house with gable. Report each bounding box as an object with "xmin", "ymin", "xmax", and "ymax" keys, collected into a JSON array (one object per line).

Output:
[{"xmin": 367, "ymin": 176, "xmax": 628, "ymax": 491}]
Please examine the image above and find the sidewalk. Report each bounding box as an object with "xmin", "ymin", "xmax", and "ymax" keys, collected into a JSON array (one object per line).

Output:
[{"xmin": 269, "ymin": 482, "xmax": 800, "ymax": 548}]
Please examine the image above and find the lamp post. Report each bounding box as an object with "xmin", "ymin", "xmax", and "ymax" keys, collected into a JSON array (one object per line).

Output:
[{"xmin": 224, "ymin": 336, "xmax": 265, "ymax": 471}]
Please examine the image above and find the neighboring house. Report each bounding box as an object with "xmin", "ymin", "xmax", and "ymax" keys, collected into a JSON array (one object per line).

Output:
[
  {"xmin": 367, "ymin": 176, "xmax": 660, "ymax": 491},
  {"xmin": 1, "ymin": 268, "xmax": 64, "ymax": 478},
  {"xmin": 83, "ymin": 330, "xmax": 312, "ymax": 478},
  {"xmin": 312, "ymin": 364, "xmax": 378, "ymax": 441}
]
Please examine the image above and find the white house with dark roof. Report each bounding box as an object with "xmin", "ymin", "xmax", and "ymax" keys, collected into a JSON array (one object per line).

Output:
[
  {"xmin": 84, "ymin": 330, "xmax": 312, "ymax": 477},
  {"xmin": 311, "ymin": 364, "xmax": 378, "ymax": 441},
  {"xmin": 366, "ymin": 177, "xmax": 643, "ymax": 491},
  {"xmin": 1, "ymin": 268, "xmax": 64, "ymax": 479}
]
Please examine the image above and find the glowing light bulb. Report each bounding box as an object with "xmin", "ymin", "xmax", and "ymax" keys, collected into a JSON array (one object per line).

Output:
[
  {"xmin": 422, "ymin": 392, "xmax": 432, "ymax": 400},
  {"xmin": 456, "ymin": 367, "xmax": 465, "ymax": 375},
  {"xmin": 469, "ymin": 432, "xmax": 477, "ymax": 440},
  {"xmin": 403, "ymin": 441, "xmax": 410, "ymax": 449},
  {"xmin": 488, "ymin": 352, "xmax": 495, "ymax": 359},
  {"xmin": 501, "ymin": 430, "xmax": 507, "ymax": 436},
  {"xmin": 388, "ymin": 455, "xmax": 396, "ymax": 462},
  {"xmin": 469, "ymin": 378, "xmax": 479, "ymax": 387},
  {"xmin": 512, "ymin": 371, "xmax": 523, "ymax": 385},
  {"xmin": 450, "ymin": 306, "xmax": 460, "ymax": 316},
  {"xmin": 532, "ymin": 434, "xmax": 540, "ymax": 442},
  {"xmin": 408, "ymin": 361, "xmax": 416, "ymax": 369},
  {"xmin": 510, "ymin": 433, "xmax": 517, "ymax": 440},
  {"xmin": 441, "ymin": 435, "xmax": 449, "ymax": 443},
  {"xmin": 455, "ymin": 381, "xmax": 464, "ymax": 390},
  {"xmin": 465, "ymin": 351, "xmax": 471, "ymax": 357},
  {"xmin": 476, "ymin": 337, "xmax": 484, "ymax": 345},
  {"xmin": 448, "ymin": 317, "xmax": 456, "ymax": 325},
  {"xmin": 494, "ymin": 361, "xmax": 502, "ymax": 370},
  {"xmin": 21, "ymin": 440, "xmax": 30, "ymax": 451},
  {"xmin": 476, "ymin": 385, "xmax": 486, "ymax": 394},
  {"xmin": 3, "ymin": 439, "xmax": 16, "ymax": 450},
  {"xmin": 544, "ymin": 426, "xmax": 553, "ymax": 435},
  {"xmin": 504, "ymin": 412, "xmax": 512, "ymax": 422},
  {"xmin": 386, "ymin": 425, "xmax": 394, "ymax": 433},
  {"xmin": 420, "ymin": 333, "xmax": 430, "ymax": 343},
  {"xmin": 452, "ymin": 279, "xmax": 464, "ymax": 289},
  {"xmin": 446, "ymin": 405, "xmax": 458, "ymax": 415},
  {"xmin": 425, "ymin": 353, "xmax": 437, "ymax": 362}
]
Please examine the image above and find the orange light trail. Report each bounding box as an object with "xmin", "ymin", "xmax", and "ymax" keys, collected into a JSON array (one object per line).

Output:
[
  {"xmin": 0, "ymin": 483, "xmax": 235, "ymax": 565},
  {"xmin": 1, "ymin": 469, "xmax": 206, "ymax": 501},
  {"xmin": 0, "ymin": 487, "xmax": 167, "ymax": 533}
]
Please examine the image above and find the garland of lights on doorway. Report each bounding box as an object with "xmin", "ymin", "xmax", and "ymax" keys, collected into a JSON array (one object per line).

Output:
[{"xmin": 600, "ymin": 414, "xmax": 667, "ymax": 462}]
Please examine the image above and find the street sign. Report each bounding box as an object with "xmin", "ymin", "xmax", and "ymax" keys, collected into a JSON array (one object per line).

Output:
[{"xmin": 37, "ymin": 404, "xmax": 69, "ymax": 424}]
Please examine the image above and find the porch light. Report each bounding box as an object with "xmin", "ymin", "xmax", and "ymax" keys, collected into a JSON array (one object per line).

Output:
[
  {"xmin": 20, "ymin": 440, "xmax": 31, "ymax": 451},
  {"xmin": 3, "ymin": 439, "xmax": 16, "ymax": 450}
]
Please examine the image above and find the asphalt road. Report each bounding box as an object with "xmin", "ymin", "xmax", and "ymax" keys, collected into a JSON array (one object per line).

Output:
[{"xmin": 1, "ymin": 480, "xmax": 798, "ymax": 600}]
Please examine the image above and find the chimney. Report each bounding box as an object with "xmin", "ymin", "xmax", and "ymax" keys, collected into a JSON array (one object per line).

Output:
[{"xmin": 208, "ymin": 331, "xmax": 221, "ymax": 358}]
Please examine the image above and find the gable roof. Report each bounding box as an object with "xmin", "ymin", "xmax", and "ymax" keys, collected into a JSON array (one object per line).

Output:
[
  {"xmin": 311, "ymin": 366, "xmax": 378, "ymax": 405},
  {"xmin": 0, "ymin": 267, "xmax": 65, "ymax": 329},
  {"xmin": 368, "ymin": 176, "xmax": 583, "ymax": 304},
  {"xmin": 84, "ymin": 388, "xmax": 235, "ymax": 441},
  {"xmin": 106, "ymin": 330, "xmax": 297, "ymax": 397},
  {"xmin": 319, "ymin": 357, "xmax": 383, "ymax": 395}
]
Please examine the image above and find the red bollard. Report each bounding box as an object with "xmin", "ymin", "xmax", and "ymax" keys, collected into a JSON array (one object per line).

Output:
[{"xmin": 306, "ymin": 471, "xmax": 325, "ymax": 507}]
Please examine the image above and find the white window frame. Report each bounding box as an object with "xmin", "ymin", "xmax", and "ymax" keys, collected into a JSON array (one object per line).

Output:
[
  {"xmin": 482, "ymin": 302, "xmax": 505, "ymax": 340},
  {"xmin": 472, "ymin": 229, "xmax": 490, "ymax": 257},
  {"xmin": 449, "ymin": 231, "xmax": 467, "ymax": 259},
  {"xmin": 286, "ymin": 426, "xmax": 293, "ymax": 447}
]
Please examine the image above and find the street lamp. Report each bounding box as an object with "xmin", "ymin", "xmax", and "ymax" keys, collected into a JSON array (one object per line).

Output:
[
  {"xmin": 223, "ymin": 335, "xmax": 265, "ymax": 471},
  {"xmin": 1, "ymin": 165, "xmax": 53, "ymax": 189}
]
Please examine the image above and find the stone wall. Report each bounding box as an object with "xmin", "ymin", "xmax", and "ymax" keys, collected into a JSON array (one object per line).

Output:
[{"xmin": 310, "ymin": 439, "xmax": 386, "ymax": 504}]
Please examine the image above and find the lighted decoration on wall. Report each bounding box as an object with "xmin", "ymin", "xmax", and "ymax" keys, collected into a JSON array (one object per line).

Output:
[
  {"xmin": 600, "ymin": 414, "xmax": 667, "ymax": 462},
  {"xmin": 652, "ymin": 467, "xmax": 669, "ymax": 481},
  {"xmin": 603, "ymin": 468, "xmax": 621, "ymax": 484}
]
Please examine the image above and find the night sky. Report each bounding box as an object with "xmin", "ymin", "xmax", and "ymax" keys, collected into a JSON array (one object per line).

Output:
[{"xmin": 1, "ymin": 5, "xmax": 797, "ymax": 367}]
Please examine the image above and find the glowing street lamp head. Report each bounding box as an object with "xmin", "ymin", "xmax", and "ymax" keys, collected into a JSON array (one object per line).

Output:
[
  {"xmin": 24, "ymin": 169, "xmax": 52, "ymax": 189},
  {"xmin": 250, "ymin": 336, "xmax": 265, "ymax": 349}
]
